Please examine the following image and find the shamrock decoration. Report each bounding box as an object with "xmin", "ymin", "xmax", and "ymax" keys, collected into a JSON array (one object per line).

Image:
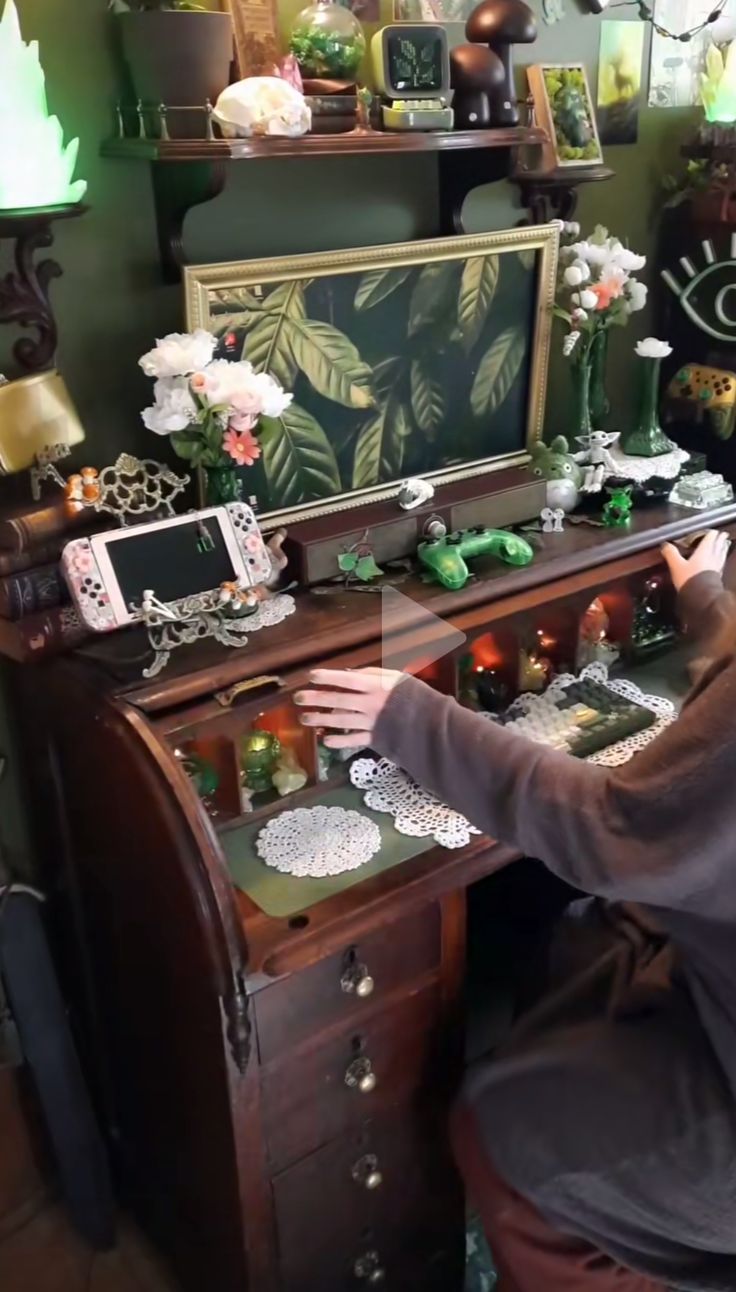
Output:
[{"xmin": 338, "ymin": 531, "xmax": 384, "ymax": 584}]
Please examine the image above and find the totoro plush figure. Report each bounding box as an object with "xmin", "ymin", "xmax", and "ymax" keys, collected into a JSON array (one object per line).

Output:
[{"xmin": 529, "ymin": 436, "xmax": 582, "ymax": 513}]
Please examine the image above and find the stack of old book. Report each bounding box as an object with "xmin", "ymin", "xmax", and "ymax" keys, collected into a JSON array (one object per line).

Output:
[{"xmin": 0, "ymin": 496, "xmax": 104, "ymax": 663}]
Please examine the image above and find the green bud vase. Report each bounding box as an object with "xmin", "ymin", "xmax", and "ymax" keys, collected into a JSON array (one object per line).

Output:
[
  {"xmin": 570, "ymin": 351, "xmax": 594, "ymax": 441},
  {"xmin": 589, "ymin": 330, "xmax": 610, "ymax": 431},
  {"xmin": 204, "ymin": 465, "xmax": 243, "ymax": 505},
  {"xmin": 620, "ymin": 355, "xmax": 676, "ymax": 458}
]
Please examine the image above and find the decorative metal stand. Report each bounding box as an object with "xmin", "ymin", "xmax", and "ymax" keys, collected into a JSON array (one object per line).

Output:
[
  {"xmin": 29, "ymin": 442, "xmax": 71, "ymax": 500},
  {"xmin": 68, "ymin": 454, "xmax": 190, "ymax": 524},
  {"xmin": 139, "ymin": 589, "xmax": 296, "ymax": 678},
  {"xmin": 0, "ymin": 204, "xmax": 87, "ymax": 374}
]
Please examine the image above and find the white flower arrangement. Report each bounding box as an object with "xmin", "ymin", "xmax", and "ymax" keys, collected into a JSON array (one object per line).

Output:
[
  {"xmin": 139, "ymin": 330, "xmax": 292, "ymax": 472},
  {"xmin": 554, "ymin": 224, "xmax": 648, "ymax": 366},
  {"xmin": 635, "ymin": 337, "xmax": 672, "ymax": 360}
]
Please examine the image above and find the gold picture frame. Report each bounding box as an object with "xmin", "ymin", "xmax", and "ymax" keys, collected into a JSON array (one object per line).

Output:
[
  {"xmin": 527, "ymin": 64, "xmax": 603, "ymax": 170},
  {"xmin": 185, "ymin": 226, "xmax": 558, "ymax": 528}
]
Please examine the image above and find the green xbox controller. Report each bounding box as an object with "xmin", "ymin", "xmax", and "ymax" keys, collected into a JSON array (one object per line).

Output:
[{"xmin": 418, "ymin": 526, "xmax": 534, "ymax": 590}]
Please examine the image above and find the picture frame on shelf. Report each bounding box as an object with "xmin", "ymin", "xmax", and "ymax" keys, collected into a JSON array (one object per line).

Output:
[
  {"xmin": 184, "ymin": 226, "xmax": 558, "ymax": 528},
  {"xmin": 527, "ymin": 63, "xmax": 603, "ymax": 170}
]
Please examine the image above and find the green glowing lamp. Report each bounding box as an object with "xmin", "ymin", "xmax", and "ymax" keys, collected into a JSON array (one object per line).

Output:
[
  {"xmin": 701, "ymin": 40, "xmax": 736, "ymax": 125},
  {"xmin": 0, "ymin": 0, "xmax": 87, "ymax": 210}
]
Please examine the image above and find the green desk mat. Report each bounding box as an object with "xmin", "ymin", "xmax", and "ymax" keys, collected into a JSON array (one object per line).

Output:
[{"xmin": 222, "ymin": 784, "xmax": 436, "ymax": 918}]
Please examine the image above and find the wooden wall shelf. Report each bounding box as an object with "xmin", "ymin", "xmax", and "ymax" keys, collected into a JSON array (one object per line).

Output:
[{"xmin": 100, "ymin": 125, "xmax": 547, "ymax": 281}]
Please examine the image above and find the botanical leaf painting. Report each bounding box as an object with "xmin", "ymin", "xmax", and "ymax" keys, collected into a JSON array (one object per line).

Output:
[{"xmin": 203, "ymin": 245, "xmax": 541, "ymax": 514}]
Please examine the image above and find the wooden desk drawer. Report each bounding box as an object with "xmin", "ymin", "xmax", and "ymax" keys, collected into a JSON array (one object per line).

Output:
[
  {"xmin": 273, "ymin": 1107, "xmax": 463, "ymax": 1290},
  {"xmin": 262, "ymin": 984, "xmax": 441, "ymax": 1173},
  {"xmin": 254, "ymin": 904, "xmax": 441, "ymax": 1065}
]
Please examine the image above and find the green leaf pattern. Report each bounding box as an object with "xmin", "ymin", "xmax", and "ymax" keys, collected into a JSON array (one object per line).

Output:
[
  {"xmin": 354, "ymin": 266, "xmax": 413, "ymax": 311},
  {"xmin": 259, "ymin": 404, "xmax": 341, "ymax": 507},
  {"xmin": 471, "ymin": 327, "xmax": 526, "ymax": 418},
  {"xmin": 458, "ymin": 256, "xmax": 499, "ymax": 351},
  {"xmin": 410, "ymin": 359, "xmax": 445, "ymax": 435},
  {"xmin": 287, "ymin": 318, "xmax": 374, "ymax": 409}
]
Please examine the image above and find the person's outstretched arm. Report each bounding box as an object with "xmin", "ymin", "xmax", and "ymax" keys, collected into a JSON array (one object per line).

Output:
[{"xmin": 297, "ymin": 533, "xmax": 736, "ymax": 911}]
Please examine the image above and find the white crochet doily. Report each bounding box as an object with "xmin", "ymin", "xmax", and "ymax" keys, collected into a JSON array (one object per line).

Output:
[
  {"xmin": 350, "ymin": 758, "xmax": 481, "ymax": 850},
  {"xmin": 245, "ymin": 593, "xmax": 296, "ymax": 632},
  {"xmin": 256, "ymin": 805, "xmax": 381, "ymax": 877},
  {"xmin": 348, "ymin": 664, "xmax": 677, "ymax": 850},
  {"xmin": 492, "ymin": 660, "xmax": 676, "ymax": 768},
  {"xmin": 607, "ymin": 441, "xmax": 688, "ymax": 484}
]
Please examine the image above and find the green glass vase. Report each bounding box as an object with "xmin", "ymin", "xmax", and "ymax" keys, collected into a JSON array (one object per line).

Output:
[
  {"xmin": 570, "ymin": 350, "xmax": 594, "ymax": 441},
  {"xmin": 589, "ymin": 330, "xmax": 610, "ymax": 431},
  {"xmin": 204, "ymin": 464, "xmax": 243, "ymax": 505},
  {"xmin": 620, "ymin": 356, "xmax": 676, "ymax": 458}
]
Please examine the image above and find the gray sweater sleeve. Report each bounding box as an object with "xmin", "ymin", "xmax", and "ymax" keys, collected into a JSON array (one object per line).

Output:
[{"xmin": 373, "ymin": 573, "xmax": 736, "ymax": 908}]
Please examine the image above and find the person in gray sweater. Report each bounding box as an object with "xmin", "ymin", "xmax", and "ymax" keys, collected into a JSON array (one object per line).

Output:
[{"xmin": 296, "ymin": 531, "xmax": 736, "ymax": 1292}]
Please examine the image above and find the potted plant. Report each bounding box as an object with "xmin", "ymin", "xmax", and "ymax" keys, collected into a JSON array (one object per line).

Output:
[{"xmin": 110, "ymin": 1, "xmax": 233, "ymax": 139}]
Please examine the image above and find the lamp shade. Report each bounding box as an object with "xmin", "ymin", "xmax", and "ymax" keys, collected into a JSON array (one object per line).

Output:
[{"xmin": 0, "ymin": 369, "xmax": 85, "ymax": 474}]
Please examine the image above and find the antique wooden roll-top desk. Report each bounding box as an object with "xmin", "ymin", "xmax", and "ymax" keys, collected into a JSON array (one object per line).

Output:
[{"xmin": 26, "ymin": 500, "xmax": 736, "ymax": 1292}]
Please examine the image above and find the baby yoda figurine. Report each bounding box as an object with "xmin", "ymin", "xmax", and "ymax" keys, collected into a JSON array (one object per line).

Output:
[{"xmin": 529, "ymin": 436, "xmax": 582, "ymax": 513}]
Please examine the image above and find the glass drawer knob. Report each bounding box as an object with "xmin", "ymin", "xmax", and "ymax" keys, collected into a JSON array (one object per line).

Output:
[
  {"xmin": 341, "ymin": 963, "xmax": 375, "ymax": 998},
  {"xmin": 345, "ymin": 1056, "xmax": 377, "ymax": 1094},
  {"xmin": 352, "ymin": 1153, "xmax": 383, "ymax": 1190},
  {"xmin": 354, "ymin": 1251, "xmax": 386, "ymax": 1283}
]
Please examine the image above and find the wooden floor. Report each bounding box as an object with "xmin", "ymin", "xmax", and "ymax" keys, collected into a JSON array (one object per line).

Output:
[
  {"xmin": 0, "ymin": 1204, "xmax": 178, "ymax": 1292},
  {"xmin": 0, "ymin": 1067, "xmax": 177, "ymax": 1292}
]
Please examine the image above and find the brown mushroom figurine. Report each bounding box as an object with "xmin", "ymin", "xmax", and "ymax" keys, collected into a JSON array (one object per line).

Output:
[
  {"xmin": 450, "ymin": 44, "xmax": 506, "ymax": 129},
  {"xmin": 465, "ymin": 0, "xmax": 537, "ymax": 127}
]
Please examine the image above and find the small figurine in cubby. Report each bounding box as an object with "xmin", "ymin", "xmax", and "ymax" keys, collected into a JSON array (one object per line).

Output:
[
  {"xmin": 241, "ymin": 731, "xmax": 281, "ymax": 794},
  {"xmin": 473, "ymin": 664, "xmax": 511, "ymax": 712},
  {"xmin": 575, "ymin": 597, "xmax": 619, "ymax": 670},
  {"xmin": 629, "ymin": 578, "xmax": 677, "ymax": 660},
  {"xmin": 272, "ymin": 748, "xmax": 308, "ymax": 797},
  {"xmin": 529, "ymin": 436, "xmax": 582, "ymax": 512},
  {"xmin": 175, "ymin": 748, "xmax": 220, "ymax": 814}
]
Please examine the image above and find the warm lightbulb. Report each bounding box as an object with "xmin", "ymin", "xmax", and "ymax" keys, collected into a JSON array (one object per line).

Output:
[{"xmin": 0, "ymin": 1, "xmax": 87, "ymax": 209}]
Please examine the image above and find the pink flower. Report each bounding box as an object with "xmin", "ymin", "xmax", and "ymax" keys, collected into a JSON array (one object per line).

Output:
[
  {"xmin": 223, "ymin": 427, "xmax": 261, "ymax": 467},
  {"xmin": 244, "ymin": 532, "xmax": 263, "ymax": 553},
  {"xmin": 230, "ymin": 412, "xmax": 258, "ymax": 433},
  {"xmin": 70, "ymin": 545, "xmax": 94, "ymax": 576}
]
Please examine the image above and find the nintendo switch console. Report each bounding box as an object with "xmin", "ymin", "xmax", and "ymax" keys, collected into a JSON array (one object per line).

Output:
[{"xmin": 62, "ymin": 503, "xmax": 272, "ymax": 632}]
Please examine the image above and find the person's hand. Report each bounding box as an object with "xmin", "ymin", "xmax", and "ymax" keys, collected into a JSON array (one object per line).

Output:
[
  {"xmin": 661, "ymin": 530, "xmax": 730, "ymax": 594},
  {"xmin": 295, "ymin": 667, "xmax": 403, "ymax": 749}
]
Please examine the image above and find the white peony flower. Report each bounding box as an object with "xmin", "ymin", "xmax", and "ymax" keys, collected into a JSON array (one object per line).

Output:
[
  {"xmin": 139, "ymin": 329, "xmax": 216, "ymax": 379},
  {"xmin": 569, "ymin": 240, "xmax": 610, "ymax": 269},
  {"xmin": 612, "ymin": 246, "xmax": 646, "ymax": 273},
  {"xmin": 579, "ymin": 288, "xmax": 598, "ymax": 310},
  {"xmin": 250, "ymin": 371, "xmax": 293, "ymax": 418},
  {"xmin": 563, "ymin": 330, "xmax": 581, "ymax": 356},
  {"xmin": 564, "ymin": 265, "xmax": 584, "ymax": 287},
  {"xmin": 636, "ymin": 337, "xmax": 672, "ymax": 359},
  {"xmin": 625, "ymin": 280, "xmax": 648, "ymax": 312},
  {"xmin": 193, "ymin": 358, "xmax": 253, "ymax": 406},
  {"xmin": 571, "ymin": 307, "xmax": 588, "ymax": 324},
  {"xmin": 141, "ymin": 377, "xmax": 197, "ymax": 434},
  {"xmin": 563, "ymin": 221, "xmax": 581, "ymax": 238}
]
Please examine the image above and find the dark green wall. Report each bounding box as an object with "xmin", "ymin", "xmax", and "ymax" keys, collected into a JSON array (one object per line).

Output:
[{"xmin": 0, "ymin": 0, "xmax": 695, "ymax": 862}]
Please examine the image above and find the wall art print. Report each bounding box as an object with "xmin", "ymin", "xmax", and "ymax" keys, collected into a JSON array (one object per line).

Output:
[{"xmin": 185, "ymin": 229, "xmax": 557, "ymax": 526}]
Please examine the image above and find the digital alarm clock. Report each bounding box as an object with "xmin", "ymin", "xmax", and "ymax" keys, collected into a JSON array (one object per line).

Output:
[{"xmin": 370, "ymin": 24, "xmax": 454, "ymax": 131}]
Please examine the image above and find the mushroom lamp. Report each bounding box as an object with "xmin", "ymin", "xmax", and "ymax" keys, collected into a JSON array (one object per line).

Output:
[
  {"xmin": 465, "ymin": 0, "xmax": 537, "ymax": 127},
  {"xmin": 450, "ymin": 44, "xmax": 505, "ymax": 128}
]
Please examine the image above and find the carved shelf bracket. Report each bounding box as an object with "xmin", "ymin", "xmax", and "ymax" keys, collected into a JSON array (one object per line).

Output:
[{"xmin": 0, "ymin": 205, "xmax": 87, "ymax": 375}]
